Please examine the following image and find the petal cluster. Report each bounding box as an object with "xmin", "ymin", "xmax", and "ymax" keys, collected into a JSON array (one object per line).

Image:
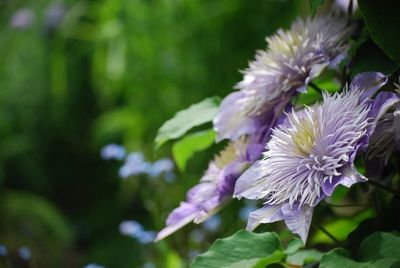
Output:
[
  {"xmin": 234, "ymin": 73, "xmax": 390, "ymax": 242},
  {"xmin": 156, "ymin": 138, "xmax": 263, "ymax": 241},
  {"xmin": 214, "ymin": 12, "xmax": 354, "ymax": 141}
]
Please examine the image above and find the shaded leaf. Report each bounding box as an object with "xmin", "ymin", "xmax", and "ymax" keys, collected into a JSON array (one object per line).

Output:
[
  {"xmin": 155, "ymin": 97, "xmax": 220, "ymax": 148},
  {"xmin": 191, "ymin": 230, "xmax": 284, "ymax": 268},
  {"xmin": 172, "ymin": 129, "xmax": 216, "ymax": 171},
  {"xmin": 359, "ymin": 0, "xmax": 400, "ymax": 64},
  {"xmin": 320, "ymin": 232, "xmax": 400, "ymax": 268},
  {"xmin": 350, "ymin": 40, "xmax": 397, "ymax": 77},
  {"xmin": 359, "ymin": 232, "xmax": 400, "ymax": 262},
  {"xmin": 309, "ymin": 0, "xmax": 325, "ymax": 16}
]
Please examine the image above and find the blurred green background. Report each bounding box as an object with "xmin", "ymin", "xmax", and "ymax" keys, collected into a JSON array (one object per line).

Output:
[{"xmin": 0, "ymin": 1, "xmax": 308, "ymax": 267}]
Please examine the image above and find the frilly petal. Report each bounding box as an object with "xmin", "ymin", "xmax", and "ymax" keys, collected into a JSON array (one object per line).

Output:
[
  {"xmin": 246, "ymin": 205, "xmax": 283, "ymax": 231},
  {"xmin": 281, "ymin": 203, "xmax": 314, "ymax": 244},
  {"xmin": 155, "ymin": 202, "xmax": 199, "ymax": 241},
  {"xmin": 234, "ymin": 160, "xmax": 267, "ymax": 200},
  {"xmin": 322, "ymin": 163, "xmax": 367, "ymax": 196},
  {"xmin": 369, "ymin": 91, "xmax": 400, "ymax": 123},
  {"xmin": 349, "ymin": 72, "xmax": 387, "ymax": 101},
  {"xmin": 213, "ymin": 92, "xmax": 271, "ymax": 141}
]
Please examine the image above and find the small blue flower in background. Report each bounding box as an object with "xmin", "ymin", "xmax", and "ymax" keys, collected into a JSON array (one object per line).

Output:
[
  {"xmin": 100, "ymin": 144, "xmax": 126, "ymax": 160},
  {"xmin": 119, "ymin": 152, "xmax": 148, "ymax": 178},
  {"xmin": 84, "ymin": 264, "xmax": 105, "ymax": 268},
  {"xmin": 136, "ymin": 231, "xmax": 156, "ymax": 244},
  {"xmin": 148, "ymin": 158, "xmax": 174, "ymax": 178},
  {"xmin": 0, "ymin": 244, "xmax": 8, "ymax": 257},
  {"xmin": 18, "ymin": 246, "xmax": 31, "ymax": 260},
  {"xmin": 119, "ymin": 220, "xmax": 143, "ymax": 236},
  {"xmin": 163, "ymin": 171, "xmax": 176, "ymax": 183},
  {"xmin": 239, "ymin": 201, "xmax": 258, "ymax": 221},
  {"xmin": 101, "ymin": 145, "xmax": 175, "ymax": 180},
  {"xmin": 10, "ymin": 8, "xmax": 34, "ymax": 30},
  {"xmin": 44, "ymin": 3, "xmax": 67, "ymax": 31},
  {"xmin": 143, "ymin": 262, "xmax": 155, "ymax": 268},
  {"xmin": 202, "ymin": 216, "xmax": 221, "ymax": 232},
  {"xmin": 119, "ymin": 220, "xmax": 155, "ymax": 244},
  {"xmin": 190, "ymin": 229, "xmax": 205, "ymax": 243}
]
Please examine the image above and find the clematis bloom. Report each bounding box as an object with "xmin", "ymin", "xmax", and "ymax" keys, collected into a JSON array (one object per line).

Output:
[
  {"xmin": 214, "ymin": 12, "xmax": 354, "ymax": 141},
  {"xmin": 156, "ymin": 138, "xmax": 264, "ymax": 241},
  {"xmin": 234, "ymin": 72, "xmax": 393, "ymax": 243}
]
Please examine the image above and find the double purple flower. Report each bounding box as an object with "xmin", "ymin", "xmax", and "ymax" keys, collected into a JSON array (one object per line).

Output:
[{"xmin": 234, "ymin": 72, "xmax": 398, "ymax": 243}]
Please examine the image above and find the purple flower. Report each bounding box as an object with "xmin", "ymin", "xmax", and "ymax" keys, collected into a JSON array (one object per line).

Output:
[
  {"xmin": 156, "ymin": 138, "xmax": 264, "ymax": 241},
  {"xmin": 367, "ymin": 82, "xmax": 400, "ymax": 163},
  {"xmin": 214, "ymin": 13, "xmax": 353, "ymax": 141},
  {"xmin": 100, "ymin": 144, "xmax": 126, "ymax": 160},
  {"xmin": 10, "ymin": 8, "xmax": 34, "ymax": 30},
  {"xmin": 234, "ymin": 72, "xmax": 392, "ymax": 243}
]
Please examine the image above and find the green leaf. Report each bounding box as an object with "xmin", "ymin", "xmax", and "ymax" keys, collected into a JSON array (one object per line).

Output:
[
  {"xmin": 191, "ymin": 230, "xmax": 285, "ymax": 268},
  {"xmin": 358, "ymin": 0, "xmax": 400, "ymax": 64},
  {"xmin": 286, "ymin": 249, "xmax": 323, "ymax": 266},
  {"xmin": 284, "ymin": 237, "xmax": 303, "ymax": 255},
  {"xmin": 320, "ymin": 232, "xmax": 400, "ymax": 268},
  {"xmin": 172, "ymin": 129, "xmax": 216, "ymax": 171},
  {"xmin": 155, "ymin": 97, "xmax": 220, "ymax": 148},
  {"xmin": 320, "ymin": 248, "xmax": 368, "ymax": 268},
  {"xmin": 309, "ymin": 0, "xmax": 325, "ymax": 16},
  {"xmin": 359, "ymin": 232, "xmax": 400, "ymax": 262},
  {"xmin": 350, "ymin": 40, "xmax": 397, "ymax": 77}
]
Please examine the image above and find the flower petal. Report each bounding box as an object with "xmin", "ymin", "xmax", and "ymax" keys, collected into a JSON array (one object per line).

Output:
[
  {"xmin": 234, "ymin": 161, "xmax": 266, "ymax": 200},
  {"xmin": 349, "ymin": 72, "xmax": 387, "ymax": 101},
  {"xmin": 281, "ymin": 203, "xmax": 314, "ymax": 244},
  {"xmin": 156, "ymin": 202, "xmax": 199, "ymax": 241},
  {"xmin": 322, "ymin": 164, "xmax": 367, "ymax": 196},
  {"xmin": 246, "ymin": 205, "xmax": 283, "ymax": 231}
]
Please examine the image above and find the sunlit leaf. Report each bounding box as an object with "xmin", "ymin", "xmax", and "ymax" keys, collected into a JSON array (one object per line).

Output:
[
  {"xmin": 155, "ymin": 97, "xmax": 220, "ymax": 148},
  {"xmin": 311, "ymin": 210, "xmax": 374, "ymax": 244},
  {"xmin": 284, "ymin": 237, "xmax": 303, "ymax": 255},
  {"xmin": 172, "ymin": 129, "xmax": 216, "ymax": 171},
  {"xmin": 191, "ymin": 230, "xmax": 284, "ymax": 268},
  {"xmin": 286, "ymin": 249, "xmax": 322, "ymax": 266}
]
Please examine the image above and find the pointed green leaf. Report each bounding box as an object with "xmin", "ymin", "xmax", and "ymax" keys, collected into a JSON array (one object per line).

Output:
[
  {"xmin": 155, "ymin": 97, "xmax": 220, "ymax": 148},
  {"xmin": 172, "ymin": 129, "xmax": 216, "ymax": 171},
  {"xmin": 359, "ymin": 0, "xmax": 400, "ymax": 64},
  {"xmin": 191, "ymin": 230, "xmax": 284, "ymax": 268}
]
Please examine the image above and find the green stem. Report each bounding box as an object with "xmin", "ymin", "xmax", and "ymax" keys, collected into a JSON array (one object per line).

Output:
[
  {"xmin": 323, "ymin": 201, "xmax": 367, "ymax": 208},
  {"xmin": 312, "ymin": 222, "xmax": 341, "ymax": 245},
  {"xmin": 309, "ymin": 82, "xmax": 323, "ymax": 94},
  {"xmin": 368, "ymin": 179, "xmax": 400, "ymax": 197}
]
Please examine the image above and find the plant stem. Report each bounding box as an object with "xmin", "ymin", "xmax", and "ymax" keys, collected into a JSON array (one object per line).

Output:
[
  {"xmin": 312, "ymin": 222, "xmax": 341, "ymax": 245},
  {"xmin": 323, "ymin": 201, "xmax": 367, "ymax": 208},
  {"xmin": 309, "ymin": 82, "xmax": 323, "ymax": 94},
  {"xmin": 368, "ymin": 179, "xmax": 400, "ymax": 197}
]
